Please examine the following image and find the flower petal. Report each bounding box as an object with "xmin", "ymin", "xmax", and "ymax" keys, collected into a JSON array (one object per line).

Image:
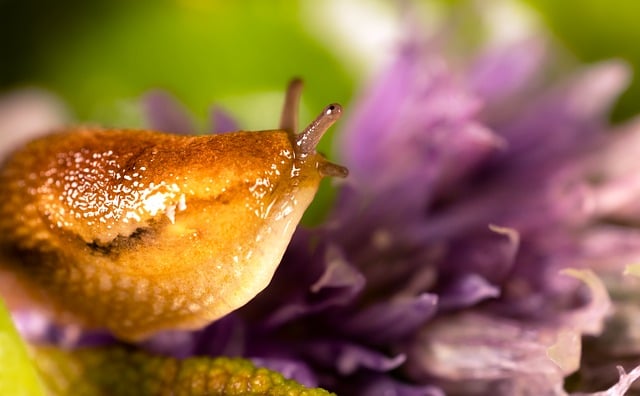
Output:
[
  {"xmin": 404, "ymin": 313, "xmax": 579, "ymax": 393},
  {"xmin": 251, "ymin": 357, "xmax": 318, "ymax": 388},
  {"xmin": 210, "ymin": 105, "xmax": 239, "ymax": 134},
  {"xmin": 559, "ymin": 268, "xmax": 612, "ymax": 336},
  {"xmin": 437, "ymin": 273, "xmax": 500, "ymax": 311},
  {"xmin": 469, "ymin": 39, "xmax": 546, "ymax": 107},
  {"xmin": 340, "ymin": 293, "xmax": 438, "ymax": 344},
  {"xmin": 490, "ymin": 61, "xmax": 630, "ymax": 174},
  {"xmin": 142, "ymin": 90, "xmax": 196, "ymax": 134},
  {"xmin": 306, "ymin": 341, "xmax": 406, "ymax": 375},
  {"xmin": 354, "ymin": 375, "xmax": 445, "ymax": 396},
  {"xmin": 12, "ymin": 309, "xmax": 114, "ymax": 348},
  {"xmin": 259, "ymin": 242, "xmax": 365, "ymax": 328},
  {"xmin": 195, "ymin": 314, "xmax": 247, "ymax": 357},
  {"xmin": 338, "ymin": 41, "xmax": 485, "ymax": 210},
  {"xmin": 0, "ymin": 89, "xmax": 68, "ymax": 159}
]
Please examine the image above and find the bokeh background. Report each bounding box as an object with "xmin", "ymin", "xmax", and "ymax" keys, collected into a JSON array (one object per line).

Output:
[{"xmin": 1, "ymin": 0, "xmax": 640, "ymax": 220}]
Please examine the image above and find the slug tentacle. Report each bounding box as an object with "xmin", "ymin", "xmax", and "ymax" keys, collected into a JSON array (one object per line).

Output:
[
  {"xmin": 295, "ymin": 103, "xmax": 343, "ymax": 157},
  {"xmin": 318, "ymin": 161, "xmax": 349, "ymax": 178},
  {"xmin": 294, "ymin": 103, "xmax": 348, "ymax": 178},
  {"xmin": 0, "ymin": 80, "xmax": 347, "ymax": 341},
  {"xmin": 279, "ymin": 78, "xmax": 303, "ymax": 136}
]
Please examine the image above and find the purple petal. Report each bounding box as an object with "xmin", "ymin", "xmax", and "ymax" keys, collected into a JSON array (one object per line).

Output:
[
  {"xmin": 142, "ymin": 314, "xmax": 247, "ymax": 358},
  {"xmin": 261, "ymin": 243, "xmax": 365, "ymax": 328},
  {"xmin": 0, "ymin": 89, "xmax": 68, "ymax": 159},
  {"xmin": 589, "ymin": 118, "xmax": 640, "ymax": 180},
  {"xmin": 343, "ymin": 375, "xmax": 445, "ymax": 396},
  {"xmin": 416, "ymin": 224, "xmax": 518, "ymax": 285},
  {"xmin": 581, "ymin": 119, "xmax": 640, "ymax": 223},
  {"xmin": 329, "ymin": 229, "xmax": 439, "ymax": 302},
  {"xmin": 558, "ymin": 269, "xmax": 611, "ymax": 336},
  {"xmin": 139, "ymin": 329, "xmax": 200, "ymax": 359},
  {"xmin": 468, "ymin": 39, "xmax": 546, "ymax": 106},
  {"xmin": 11, "ymin": 309, "xmax": 115, "ymax": 348},
  {"xmin": 10, "ymin": 309, "xmax": 51, "ymax": 342},
  {"xmin": 584, "ymin": 227, "xmax": 640, "ymax": 276},
  {"xmin": 337, "ymin": 40, "xmax": 485, "ymax": 211},
  {"xmin": 306, "ymin": 341, "xmax": 406, "ymax": 375},
  {"xmin": 404, "ymin": 313, "xmax": 579, "ymax": 393},
  {"xmin": 413, "ymin": 166, "xmax": 594, "ymax": 240},
  {"xmin": 558, "ymin": 60, "xmax": 630, "ymax": 122},
  {"xmin": 431, "ymin": 122, "xmax": 504, "ymax": 194},
  {"xmin": 340, "ymin": 293, "xmax": 438, "ymax": 344},
  {"xmin": 589, "ymin": 172, "xmax": 640, "ymax": 221},
  {"xmin": 251, "ymin": 357, "xmax": 318, "ymax": 388},
  {"xmin": 437, "ymin": 273, "xmax": 500, "ymax": 311},
  {"xmin": 210, "ymin": 105, "xmax": 239, "ymax": 134},
  {"xmin": 142, "ymin": 90, "xmax": 196, "ymax": 134},
  {"xmin": 310, "ymin": 245, "xmax": 366, "ymax": 292},
  {"xmin": 489, "ymin": 61, "xmax": 630, "ymax": 174},
  {"xmin": 194, "ymin": 314, "xmax": 246, "ymax": 357}
]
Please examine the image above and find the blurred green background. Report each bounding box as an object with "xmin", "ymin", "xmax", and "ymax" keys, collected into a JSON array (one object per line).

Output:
[
  {"xmin": 1, "ymin": 0, "xmax": 640, "ymax": 220},
  {"xmin": 524, "ymin": 0, "xmax": 640, "ymax": 121},
  {"xmin": 3, "ymin": 0, "xmax": 640, "ymax": 123},
  {"xmin": 0, "ymin": 0, "xmax": 355, "ymax": 132}
]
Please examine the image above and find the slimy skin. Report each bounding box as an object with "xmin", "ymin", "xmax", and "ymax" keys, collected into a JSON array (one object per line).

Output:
[{"xmin": 0, "ymin": 80, "xmax": 346, "ymax": 341}]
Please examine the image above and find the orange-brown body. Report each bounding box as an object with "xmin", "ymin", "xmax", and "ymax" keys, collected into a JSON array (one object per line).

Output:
[{"xmin": 0, "ymin": 82, "xmax": 345, "ymax": 340}]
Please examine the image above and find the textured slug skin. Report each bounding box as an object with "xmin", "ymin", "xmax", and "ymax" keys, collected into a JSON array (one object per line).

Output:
[{"xmin": 0, "ymin": 128, "xmax": 325, "ymax": 341}]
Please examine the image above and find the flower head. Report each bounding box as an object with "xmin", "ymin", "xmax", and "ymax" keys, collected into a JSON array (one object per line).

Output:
[
  {"xmin": 197, "ymin": 38, "xmax": 635, "ymax": 395},
  {"xmin": 8, "ymin": 24, "xmax": 640, "ymax": 396}
]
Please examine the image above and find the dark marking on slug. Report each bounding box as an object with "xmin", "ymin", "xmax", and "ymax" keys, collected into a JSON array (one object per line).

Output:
[{"xmin": 86, "ymin": 226, "xmax": 155, "ymax": 256}]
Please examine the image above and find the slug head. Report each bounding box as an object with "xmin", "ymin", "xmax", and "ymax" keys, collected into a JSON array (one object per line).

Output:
[{"xmin": 0, "ymin": 80, "xmax": 347, "ymax": 341}]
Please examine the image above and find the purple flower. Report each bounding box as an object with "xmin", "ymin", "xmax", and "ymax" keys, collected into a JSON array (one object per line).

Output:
[
  {"xmin": 8, "ymin": 30, "xmax": 640, "ymax": 396},
  {"xmin": 0, "ymin": 89, "xmax": 68, "ymax": 158},
  {"xmin": 198, "ymin": 39, "xmax": 635, "ymax": 394}
]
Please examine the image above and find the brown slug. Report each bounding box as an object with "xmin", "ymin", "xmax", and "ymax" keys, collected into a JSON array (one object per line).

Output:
[{"xmin": 0, "ymin": 80, "xmax": 347, "ymax": 341}]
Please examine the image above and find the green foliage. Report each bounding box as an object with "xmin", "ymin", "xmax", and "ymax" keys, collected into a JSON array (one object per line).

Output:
[
  {"xmin": 34, "ymin": 346, "xmax": 335, "ymax": 396},
  {"xmin": 0, "ymin": 1, "xmax": 353, "ymax": 137},
  {"xmin": 0, "ymin": 300, "xmax": 45, "ymax": 396},
  {"xmin": 525, "ymin": 0, "xmax": 640, "ymax": 121}
]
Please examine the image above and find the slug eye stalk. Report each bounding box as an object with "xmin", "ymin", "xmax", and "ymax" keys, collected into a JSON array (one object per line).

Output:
[{"xmin": 281, "ymin": 79, "xmax": 347, "ymax": 178}]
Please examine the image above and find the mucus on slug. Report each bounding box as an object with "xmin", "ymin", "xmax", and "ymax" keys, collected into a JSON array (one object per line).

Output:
[{"xmin": 0, "ymin": 79, "xmax": 347, "ymax": 341}]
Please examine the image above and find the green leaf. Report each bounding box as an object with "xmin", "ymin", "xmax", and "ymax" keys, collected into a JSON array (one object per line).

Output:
[
  {"xmin": 0, "ymin": 300, "xmax": 46, "ymax": 396},
  {"xmin": 34, "ymin": 346, "xmax": 335, "ymax": 396}
]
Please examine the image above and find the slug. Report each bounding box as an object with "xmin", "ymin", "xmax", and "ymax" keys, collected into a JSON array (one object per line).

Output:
[{"xmin": 0, "ymin": 80, "xmax": 347, "ymax": 341}]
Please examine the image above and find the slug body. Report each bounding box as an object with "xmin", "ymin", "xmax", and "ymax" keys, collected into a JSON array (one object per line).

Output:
[{"xmin": 0, "ymin": 81, "xmax": 346, "ymax": 341}]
